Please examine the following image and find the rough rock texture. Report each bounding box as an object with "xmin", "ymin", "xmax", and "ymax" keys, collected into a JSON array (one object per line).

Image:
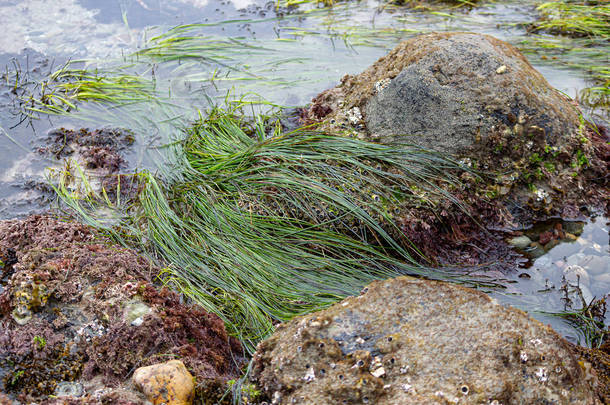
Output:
[
  {"xmin": 304, "ymin": 32, "xmax": 609, "ymax": 234},
  {"xmin": 305, "ymin": 32, "xmax": 581, "ymax": 156},
  {"xmin": 252, "ymin": 276, "xmax": 601, "ymax": 404},
  {"xmin": 133, "ymin": 360, "xmax": 195, "ymax": 405},
  {"xmin": 0, "ymin": 215, "xmax": 242, "ymax": 404}
]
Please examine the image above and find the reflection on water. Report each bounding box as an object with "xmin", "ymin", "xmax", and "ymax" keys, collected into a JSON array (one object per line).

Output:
[{"xmin": 494, "ymin": 216, "xmax": 609, "ymax": 344}]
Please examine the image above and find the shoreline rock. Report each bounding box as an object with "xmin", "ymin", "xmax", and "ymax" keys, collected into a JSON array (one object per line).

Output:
[
  {"xmin": 252, "ymin": 276, "xmax": 603, "ymax": 404},
  {"xmin": 302, "ymin": 32, "xmax": 609, "ymax": 225}
]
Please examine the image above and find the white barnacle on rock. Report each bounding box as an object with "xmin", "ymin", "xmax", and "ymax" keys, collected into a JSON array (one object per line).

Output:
[
  {"xmin": 401, "ymin": 384, "xmax": 415, "ymax": 394},
  {"xmin": 375, "ymin": 78, "xmax": 391, "ymax": 93},
  {"xmin": 535, "ymin": 367, "xmax": 548, "ymax": 382},
  {"xmin": 520, "ymin": 351, "xmax": 528, "ymax": 363},
  {"xmin": 356, "ymin": 337, "xmax": 365, "ymax": 345},
  {"xmin": 303, "ymin": 367, "xmax": 315, "ymax": 382},
  {"xmin": 371, "ymin": 367, "xmax": 385, "ymax": 378},
  {"xmin": 530, "ymin": 338, "xmax": 542, "ymax": 347},
  {"xmin": 272, "ymin": 391, "xmax": 282, "ymax": 405},
  {"xmin": 458, "ymin": 158, "xmax": 472, "ymax": 168},
  {"xmin": 347, "ymin": 107, "xmax": 363, "ymax": 125},
  {"xmin": 535, "ymin": 188, "xmax": 549, "ymax": 202},
  {"xmin": 399, "ymin": 366, "xmax": 409, "ymax": 374}
]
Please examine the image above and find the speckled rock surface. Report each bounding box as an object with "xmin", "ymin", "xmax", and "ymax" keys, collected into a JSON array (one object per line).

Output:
[
  {"xmin": 305, "ymin": 32, "xmax": 581, "ymax": 157},
  {"xmin": 133, "ymin": 360, "xmax": 195, "ymax": 405},
  {"xmin": 252, "ymin": 276, "xmax": 601, "ymax": 404},
  {"xmin": 0, "ymin": 215, "xmax": 242, "ymax": 404}
]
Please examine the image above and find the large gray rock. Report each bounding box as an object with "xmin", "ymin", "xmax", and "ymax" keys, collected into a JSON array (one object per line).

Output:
[
  {"xmin": 252, "ymin": 276, "xmax": 601, "ymax": 404},
  {"xmin": 307, "ymin": 32, "xmax": 582, "ymax": 157}
]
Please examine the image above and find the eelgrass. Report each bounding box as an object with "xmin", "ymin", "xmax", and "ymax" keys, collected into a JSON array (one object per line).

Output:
[
  {"xmin": 531, "ymin": 0, "xmax": 610, "ymax": 38},
  {"xmin": 55, "ymin": 107, "xmax": 498, "ymax": 353}
]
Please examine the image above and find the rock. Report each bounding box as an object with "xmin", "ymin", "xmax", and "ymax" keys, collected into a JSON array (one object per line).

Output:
[
  {"xmin": 527, "ymin": 242, "xmax": 546, "ymax": 259},
  {"xmin": 54, "ymin": 381, "xmax": 84, "ymax": 397},
  {"xmin": 307, "ymin": 32, "xmax": 581, "ymax": 157},
  {"xmin": 508, "ymin": 235, "xmax": 532, "ymax": 249},
  {"xmin": 133, "ymin": 360, "xmax": 195, "ymax": 405},
  {"xmin": 563, "ymin": 232, "xmax": 578, "ymax": 242},
  {"xmin": 539, "ymin": 230, "xmax": 554, "ymax": 246},
  {"xmin": 123, "ymin": 299, "xmax": 151, "ymax": 325},
  {"xmin": 563, "ymin": 221, "xmax": 585, "ymax": 236},
  {"xmin": 544, "ymin": 239, "xmax": 561, "ymax": 251},
  {"xmin": 252, "ymin": 277, "xmax": 600, "ymax": 404}
]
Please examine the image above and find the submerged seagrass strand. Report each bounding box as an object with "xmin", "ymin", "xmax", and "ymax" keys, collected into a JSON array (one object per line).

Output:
[{"xmin": 133, "ymin": 109, "xmax": 480, "ymax": 353}]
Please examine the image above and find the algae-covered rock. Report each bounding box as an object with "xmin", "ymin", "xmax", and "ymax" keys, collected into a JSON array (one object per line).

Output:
[
  {"xmin": 304, "ymin": 32, "xmax": 609, "ymax": 225},
  {"xmin": 252, "ymin": 276, "xmax": 601, "ymax": 404},
  {"xmin": 306, "ymin": 32, "xmax": 581, "ymax": 156},
  {"xmin": 0, "ymin": 215, "xmax": 242, "ymax": 404}
]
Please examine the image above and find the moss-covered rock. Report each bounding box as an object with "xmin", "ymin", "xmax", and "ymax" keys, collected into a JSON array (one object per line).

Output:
[{"xmin": 252, "ymin": 276, "xmax": 602, "ymax": 404}]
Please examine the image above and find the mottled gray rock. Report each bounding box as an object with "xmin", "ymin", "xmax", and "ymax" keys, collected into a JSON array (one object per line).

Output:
[
  {"xmin": 363, "ymin": 33, "xmax": 581, "ymax": 155},
  {"xmin": 252, "ymin": 276, "xmax": 600, "ymax": 404}
]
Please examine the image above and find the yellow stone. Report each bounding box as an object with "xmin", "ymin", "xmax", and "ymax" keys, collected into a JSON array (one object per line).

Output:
[{"xmin": 133, "ymin": 360, "xmax": 195, "ymax": 405}]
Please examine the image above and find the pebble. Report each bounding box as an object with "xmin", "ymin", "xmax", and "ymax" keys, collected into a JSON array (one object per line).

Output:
[
  {"xmin": 133, "ymin": 360, "xmax": 195, "ymax": 405},
  {"xmin": 544, "ymin": 239, "xmax": 561, "ymax": 251},
  {"xmin": 508, "ymin": 235, "xmax": 532, "ymax": 249},
  {"xmin": 123, "ymin": 300, "xmax": 151, "ymax": 325},
  {"xmin": 495, "ymin": 65, "xmax": 507, "ymax": 74},
  {"xmin": 562, "ymin": 221, "xmax": 585, "ymax": 236},
  {"xmin": 527, "ymin": 242, "xmax": 545, "ymax": 259}
]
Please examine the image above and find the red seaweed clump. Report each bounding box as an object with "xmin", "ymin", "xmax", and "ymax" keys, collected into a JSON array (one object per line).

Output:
[{"xmin": 0, "ymin": 215, "xmax": 243, "ymax": 404}]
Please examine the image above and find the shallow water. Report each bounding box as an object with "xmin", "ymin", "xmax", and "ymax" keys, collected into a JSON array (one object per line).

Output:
[{"xmin": 0, "ymin": 0, "xmax": 608, "ymax": 342}]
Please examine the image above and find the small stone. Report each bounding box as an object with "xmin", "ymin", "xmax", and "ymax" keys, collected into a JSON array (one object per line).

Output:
[
  {"xmin": 544, "ymin": 239, "xmax": 561, "ymax": 251},
  {"xmin": 371, "ymin": 367, "xmax": 386, "ymax": 378},
  {"xmin": 131, "ymin": 316, "xmax": 144, "ymax": 327},
  {"xmin": 496, "ymin": 65, "xmax": 507, "ymax": 74},
  {"xmin": 123, "ymin": 300, "xmax": 151, "ymax": 324},
  {"xmin": 133, "ymin": 360, "xmax": 195, "ymax": 405},
  {"xmin": 527, "ymin": 242, "xmax": 546, "ymax": 259},
  {"xmin": 55, "ymin": 381, "xmax": 84, "ymax": 398},
  {"xmin": 562, "ymin": 233, "xmax": 577, "ymax": 242},
  {"xmin": 539, "ymin": 231, "xmax": 553, "ymax": 246},
  {"xmin": 562, "ymin": 221, "xmax": 584, "ymax": 236},
  {"xmin": 508, "ymin": 235, "xmax": 532, "ymax": 249}
]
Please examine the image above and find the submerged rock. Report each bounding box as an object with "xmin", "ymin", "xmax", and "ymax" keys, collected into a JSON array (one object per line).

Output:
[
  {"xmin": 252, "ymin": 276, "xmax": 601, "ymax": 404},
  {"xmin": 0, "ymin": 215, "xmax": 242, "ymax": 403}
]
